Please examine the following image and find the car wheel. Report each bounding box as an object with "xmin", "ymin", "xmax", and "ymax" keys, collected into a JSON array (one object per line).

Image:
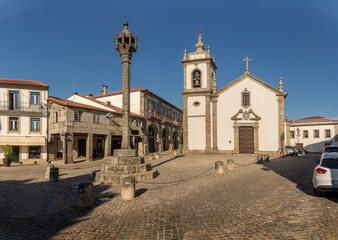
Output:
[{"xmin": 313, "ymin": 188, "xmax": 321, "ymax": 197}]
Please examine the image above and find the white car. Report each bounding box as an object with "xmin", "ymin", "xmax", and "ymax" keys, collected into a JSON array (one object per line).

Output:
[
  {"xmin": 312, "ymin": 153, "xmax": 338, "ymax": 196},
  {"xmin": 320, "ymin": 146, "xmax": 338, "ymax": 159}
]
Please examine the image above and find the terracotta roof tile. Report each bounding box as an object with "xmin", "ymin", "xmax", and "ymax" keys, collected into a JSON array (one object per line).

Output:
[
  {"xmin": 94, "ymin": 88, "xmax": 145, "ymax": 98},
  {"xmin": 292, "ymin": 116, "xmax": 335, "ymax": 123},
  {"xmin": 0, "ymin": 78, "xmax": 48, "ymax": 87}
]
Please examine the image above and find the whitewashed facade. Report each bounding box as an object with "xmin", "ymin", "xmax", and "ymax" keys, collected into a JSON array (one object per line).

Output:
[
  {"xmin": 0, "ymin": 78, "xmax": 49, "ymax": 163},
  {"xmin": 182, "ymin": 34, "xmax": 287, "ymax": 156},
  {"xmin": 290, "ymin": 116, "xmax": 338, "ymax": 153}
]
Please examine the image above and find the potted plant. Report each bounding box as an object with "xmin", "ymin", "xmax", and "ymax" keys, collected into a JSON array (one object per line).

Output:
[{"xmin": 1, "ymin": 145, "xmax": 13, "ymax": 167}]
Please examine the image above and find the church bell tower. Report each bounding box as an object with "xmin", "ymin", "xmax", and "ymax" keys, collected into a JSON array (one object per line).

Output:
[{"xmin": 182, "ymin": 31, "xmax": 218, "ymax": 153}]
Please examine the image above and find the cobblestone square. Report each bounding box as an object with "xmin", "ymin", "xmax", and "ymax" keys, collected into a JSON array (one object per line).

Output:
[{"xmin": 0, "ymin": 153, "xmax": 337, "ymax": 239}]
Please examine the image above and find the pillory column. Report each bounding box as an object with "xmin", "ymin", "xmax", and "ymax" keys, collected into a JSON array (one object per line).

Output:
[{"xmin": 115, "ymin": 20, "xmax": 138, "ymax": 149}]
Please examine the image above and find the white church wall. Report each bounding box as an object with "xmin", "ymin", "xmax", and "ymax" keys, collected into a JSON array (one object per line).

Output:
[
  {"xmin": 188, "ymin": 96, "xmax": 206, "ymax": 116},
  {"xmin": 217, "ymin": 77, "xmax": 279, "ymax": 151},
  {"xmin": 188, "ymin": 117, "xmax": 206, "ymax": 150},
  {"xmin": 210, "ymin": 101, "xmax": 213, "ymax": 148},
  {"xmin": 186, "ymin": 63, "xmax": 208, "ymax": 89}
]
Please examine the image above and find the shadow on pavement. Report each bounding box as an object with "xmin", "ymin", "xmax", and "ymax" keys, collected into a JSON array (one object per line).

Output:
[
  {"xmin": 0, "ymin": 172, "xmax": 114, "ymax": 239},
  {"xmin": 152, "ymin": 155, "xmax": 184, "ymax": 168},
  {"xmin": 263, "ymin": 154, "xmax": 338, "ymax": 203}
]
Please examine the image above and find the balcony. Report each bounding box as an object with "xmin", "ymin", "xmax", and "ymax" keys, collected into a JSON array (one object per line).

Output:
[
  {"xmin": 147, "ymin": 110, "xmax": 182, "ymax": 127},
  {"xmin": 0, "ymin": 102, "xmax": 46, "ymax": 113}
]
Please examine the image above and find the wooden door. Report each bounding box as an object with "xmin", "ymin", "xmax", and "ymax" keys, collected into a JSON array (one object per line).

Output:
[{"xmin": 239, "ymin": 126, "xmax": 254, "ymax": 154}]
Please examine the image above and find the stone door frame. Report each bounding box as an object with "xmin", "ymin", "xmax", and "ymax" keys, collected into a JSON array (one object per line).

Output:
[{"xmin": 233, "ymin": 121, "xmax": 259, "ymax": 154}]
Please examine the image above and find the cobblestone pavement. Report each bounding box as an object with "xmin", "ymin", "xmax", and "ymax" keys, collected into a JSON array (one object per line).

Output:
[{"xmin": 0, "ymin": 153, "xmax": 337, "ymax": 240}]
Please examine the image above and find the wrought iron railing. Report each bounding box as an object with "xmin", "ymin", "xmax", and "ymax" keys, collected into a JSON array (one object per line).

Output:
[
  {"xmin": 147, "ymin": 110, "xmax": 182, "ymax": 126},
  {"xmin": 0, "ymin": 101, "xmax": 46, "ymax": 112}
]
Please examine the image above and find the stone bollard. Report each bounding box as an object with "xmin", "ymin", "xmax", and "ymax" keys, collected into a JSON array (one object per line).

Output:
[
  {"xmin": 215, "ymin": 161, "xmax": 225, "ymax": 175},
  {"xmin": 45, "ymin": 164, "xmax": 55, "ymax": 179},
  {"xmin": 121, "ymin": 176, "xmax": 135, "ymax": 201},
  {"xmin": 155, "ymin": 152, "xmax": 160, "ymax": 159},
  {"xmin": 256, "ymin": 154, "xmax": 263, "ymax": 164},
  {"xmin": 148, "ymin": 153, "xmax": 153, "ymax": 161},
  {"xmin": 78, "ymin": 182, "xmax": 94, "ymax": 208},
  {"xmin": 227, "ymin": 159, "xmax": 235, "ymax": 171},
  {"xmin": 49, "ymin": 167, "xmax": 59, "ymax": 182},
  {"xmin": 263, "ymin": 154, "xmax": 270, "ymax": 162}
]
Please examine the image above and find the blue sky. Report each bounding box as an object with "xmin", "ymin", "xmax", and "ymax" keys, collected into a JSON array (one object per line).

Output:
[{"xmin": 0, "ymin": 0, "xmax": 337, "ymax": 120}]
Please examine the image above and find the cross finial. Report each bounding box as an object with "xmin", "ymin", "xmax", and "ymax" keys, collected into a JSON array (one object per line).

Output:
[
  {"xmin": 199, "ymin": 26, "xmax": 201, "ymax": 35},
  {"xmin": 279, "ymin": 77, "xmax": 283, "ymax": 92},
  {"xmin": 243, "ymin": 57, "xmax": 251, "ymax": 73}
]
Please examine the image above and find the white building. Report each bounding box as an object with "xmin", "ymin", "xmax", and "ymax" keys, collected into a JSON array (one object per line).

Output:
[
  {"xmin": 182, "ymin": 34, "xmax": 287, "ymax": 156},
  {"xmin": 290, "ymin": 116, "xmax": 338, "ymax": 153},
  {"xmin": 0, "ymin": 78, "xmax": 49, "ymax": 163}
]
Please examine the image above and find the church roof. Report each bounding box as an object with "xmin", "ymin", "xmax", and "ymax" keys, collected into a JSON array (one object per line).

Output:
[{"xmin": 215, "ymin": 72, "xmax": 287, "ymax": 97}]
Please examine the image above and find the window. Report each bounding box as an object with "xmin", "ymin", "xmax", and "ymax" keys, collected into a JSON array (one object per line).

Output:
[
  {"xmin": 74, "ymin": 111, "xmax": 83, "ymax": 121},
  {"xmin": 31, "ymin": 118, "xmax": 40, "ymax": 132},
  {"xmin": 325, "ymin": 130, "xmax": 331, "ymax": 138},
  {"xmin": 53, "ymin": 112, "xmax": 58, "ymax": 123},
  {"xmin": 290, "ymin": 131, "xmax": 295, "ymax": 139},
  {"xmin": 303, "ymin": 130, "xmax": 308, "ymax": 138},
  {"xmin": 29, "ymin": 146, "xmax": 41, "ymax": 159},
  {"xmin": 30, "ymin": 92, "xmax": 40, "ymax": 105},
  {"xmin": 192, "ymin": 70, "xmax": 201, "ymax": 88},
  {"xmin": 9, "ymin": 90, "xmax": 19, "ymax": 110},
  {"xmin": 9, "ymin": 117, "xmax": 19, "ymax": 131},
  {"xmin": 241, "ymin": 88, "xmax": 250, "ymax": 108},
  {"xmin": 93, "ymin": 113, "xmax": 100, "ymax": 123},
  {"xmin": 314, "ymin": 130, "xmax": 319, "ymax": 138}
]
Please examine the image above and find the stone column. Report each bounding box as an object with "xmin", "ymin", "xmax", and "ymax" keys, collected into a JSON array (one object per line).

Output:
[
  {"xmin": 66, "ymin": 132, "xmax": 74, "ymax": 164},
  {"xmin": 182, "ymin": 94, "xmax": 189, "ymax": 153},
  {"xmin": 62, "ymin": 136, "xmax": 67, "ymax": 164},
  {"xmin": 277, "ymin": 96, "xmax": 286, "ymax": 155},
  {"xmin": 121, "ymin": 53, "xmax": 132, "ymax": 149},
  {"xmin": 105, "ymin": 134, "xmax": 111, "ymax": 158},
  {"xmin": 211, "ymin": 98, "xmax": 218, "ymax": 151},
  {"xmin": 233, "ymin": 122, "xmax": 239, "ymax": 154},
  {"xmin": 205, "ymin": 95, "xmax": 211, "ymax": 151},
  {"xmin": 86, "ymin": 133, "xmax": 93, "ymax": 162}
]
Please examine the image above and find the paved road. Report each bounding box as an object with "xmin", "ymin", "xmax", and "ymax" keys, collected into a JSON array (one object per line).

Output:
[{"xmin": 0, "ymin": 153, "xmax": 337, "ymax": 240}]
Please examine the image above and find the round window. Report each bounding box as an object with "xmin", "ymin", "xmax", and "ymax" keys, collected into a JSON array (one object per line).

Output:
[{"xmin": 193, "ymin": 101, "xmax": 200, "ymax": 107}]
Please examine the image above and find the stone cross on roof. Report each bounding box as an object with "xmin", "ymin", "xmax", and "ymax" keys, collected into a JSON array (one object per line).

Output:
[{"xmin": 243, "ymin": 57, "xmax": 251, "ymax": 73}]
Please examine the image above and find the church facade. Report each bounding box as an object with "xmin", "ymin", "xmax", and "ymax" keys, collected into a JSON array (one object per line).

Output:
[{"xmin": 182, "ymin": 34, "xmax": 288, "ymax": 156}]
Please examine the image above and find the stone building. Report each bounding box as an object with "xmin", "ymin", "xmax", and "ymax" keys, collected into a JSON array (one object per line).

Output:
[
  {"xmin": 94, "ymin": 87, "xmax": 183, "ymax": 154},
  {"xmin": 289, "ymin": 116, "xmax": 338, "ymax": 153},
  {"xmin": 0, "ymin": 78, "xmax": 49, "ymax": 163},
  {"xmin": 48, "ymin": 95, "xmax": 144, "ymax": 164},
  {"xmin": 182, "ymin": 34, "xmax": 288, "ymax": 156}
]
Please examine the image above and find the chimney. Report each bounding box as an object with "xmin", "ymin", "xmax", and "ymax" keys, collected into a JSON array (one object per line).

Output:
[{"xmin": 102, "ymin": 85, "xmax": 108, "ymax": 95}]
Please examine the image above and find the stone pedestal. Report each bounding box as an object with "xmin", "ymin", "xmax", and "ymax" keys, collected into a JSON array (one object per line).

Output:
[{"xmin": 94, "ymin": 149, "xmax": 158, "ymax": 184}]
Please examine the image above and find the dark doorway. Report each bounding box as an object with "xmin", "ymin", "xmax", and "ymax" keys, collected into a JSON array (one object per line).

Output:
[
  {"xmin": 111, "ymin": 136, "xmax": 122, "ymax": 154},
  {"xmin": 149, "ymin": 126, "xmax": 155, "ymax": 153},
  {"xmin": 78, "ymin": 139, "xmax": 86, "ymax": 157},
  {"xmin": 239, "ymin": 126, "xmax": 254, "ymax": 154},
  {"xmin": 10, "ymin": 146, "xmax": 19, "ymax": 163}
]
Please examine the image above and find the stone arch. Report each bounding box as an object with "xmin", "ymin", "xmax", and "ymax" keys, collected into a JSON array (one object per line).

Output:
[
  {"xmin": 161, "ymin": 126, "xmax": 170, "ymax": 151},
  {"xmin": 148, "ymin": 123, "xmax": 158, "ymax": 153},
  {"xmin": 191, "ymin": 68, "xmax": 202, "ymax": 88},
  {"xmin": 173, "ymin": 130, "xmax": 179, "ymax": 149}
]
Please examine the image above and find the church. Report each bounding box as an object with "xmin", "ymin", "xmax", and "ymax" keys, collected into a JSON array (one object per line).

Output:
[{"xmin": 182, "ymin": 33, "xmax": 288, "ymax": 156}]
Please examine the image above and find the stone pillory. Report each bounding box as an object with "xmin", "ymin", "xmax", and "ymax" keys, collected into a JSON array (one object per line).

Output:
[{"xmin": 94, "ymin": 20, "xmax": 157, "ymax": 184}]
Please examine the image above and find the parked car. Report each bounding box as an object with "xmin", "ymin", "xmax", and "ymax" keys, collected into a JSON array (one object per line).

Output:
[
  {"xmin": 312, "ymin": 153, "xmax": 338, "ymax": 196},
  {"xmin": 320, "ymin": 146, "xmax": 338, "ymax": 159},
  {"xmin": 286, "ymin": 146, "xmax": 298, "ymax": 156}
]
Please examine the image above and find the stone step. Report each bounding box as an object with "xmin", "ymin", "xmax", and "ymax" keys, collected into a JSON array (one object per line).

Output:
[
  {"xmin": 107, "ymin": 156, "xmax": 144, "ymax": 165},
  {"xmin": 100, "ymin": 163, "xmax": 151, "ymax": 174},
  {"xmin": 93, "ymin": 169, "xmax": 158, "ymax": 184}
]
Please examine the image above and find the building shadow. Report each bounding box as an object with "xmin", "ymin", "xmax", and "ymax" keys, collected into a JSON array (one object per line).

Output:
[
  {"xmin": 152, "ymin": 155, "xmax": 184, "ymax": 168},
  {"xmin": 0, "ymin": 172, "xmax": 115, "ymax": 239},
  {"xmin": 263, "ymin": 154, "xmax": 338, "ymax": 203}
]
